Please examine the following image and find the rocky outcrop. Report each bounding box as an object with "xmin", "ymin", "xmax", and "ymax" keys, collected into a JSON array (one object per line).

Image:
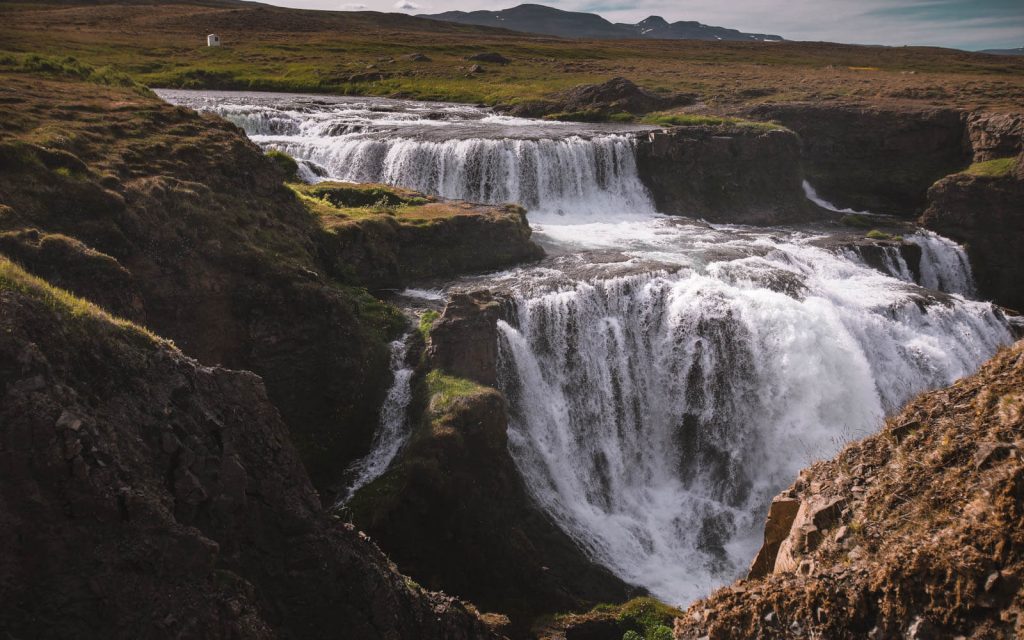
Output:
[
  {"xmin": 747, "ymin": 103, "xmax": 970, "ymax": 216},
  {"xmin": 675, "ymin": 339, "xmax": 1024, "ymax": 640},
  {"xmin": 319, "ymin": 203, "xmax": 544, "ymax": 291},
  {"xmin": 0, "ymin": 259, "xmax": 498, "ymax": 639},
  {"xmin": 348, "ymin": 294, "xmax": 635, "ymax": 636},
  {"xmin": 635, "ymin": 126, "xmax": 817, "ymax": 224},
  {"xmin": 426, "ymin": 291, "xmax": 502, "ymax": 386},
  {"xmin": 507, "ymin": 77, "xmax": 694, "ymax": 119},
  {"xmin": 920, "ymin": 153, "xmax": 1024, "ymax": 311},
  {"xmin": 967, "ymin": 112, "xmax": 1024, "ymax": 161}
]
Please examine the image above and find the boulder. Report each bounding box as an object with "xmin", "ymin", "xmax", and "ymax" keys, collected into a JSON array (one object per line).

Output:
[
  {"xmin": 507, "ymin": 77, "xmax": 694, "ymax": 119},
  {"xmin": 468, "ymin": 52, "xmax": 511, "ymax": 64}
]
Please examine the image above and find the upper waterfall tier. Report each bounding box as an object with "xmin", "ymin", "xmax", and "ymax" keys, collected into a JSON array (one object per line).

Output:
[{"xmin": 157, "ymin": 90, "xmax": 657, "ymax": 215}]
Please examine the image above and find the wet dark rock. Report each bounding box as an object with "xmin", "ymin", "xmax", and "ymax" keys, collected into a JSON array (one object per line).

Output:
[
  {"xmin": 427, "ymin": 291, "xmax": 502, "ymax": 386},
  {"xmin": 747, "ymin": 103, "xmax": 970, "ymax": 216},
  {"xmin": 635, "ymin": 126, "xmax": 816, "ymax": 225},
  {"xmin": 348, "ymin": 295, "xmax": 635, "ymax": 634}
]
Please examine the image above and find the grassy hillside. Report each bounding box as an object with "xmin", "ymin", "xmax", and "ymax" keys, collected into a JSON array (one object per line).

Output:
[{"xmin": 2, "ymin": 1, "xmax": 1023, "ymax": 111}]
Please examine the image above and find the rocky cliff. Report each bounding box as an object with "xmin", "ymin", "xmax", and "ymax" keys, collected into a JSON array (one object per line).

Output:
[
  {"xmin": 348, "ymin": 293, "xmax": 635, "ymax": 637},
  {"xmin": 0, "ymin": 258, "xmax": 498, "ymax": 639},
  {"xmin": 634, "ymin": 125, "xmax": 817, "ymax": 225},
  {"xmin": 921, "ymin": 153, "xmax": 1024, "ymax": 311},
  {"xmin": 674, "ymin": 339, "xmax": 1024, "ymax": 639},
  {"xmin": 0, "ymin": 71, "xmax": 541, "ymax": 489},
  {"xmin": 747, "ymin": 103, "xmax": 970, "ymax": 216}
]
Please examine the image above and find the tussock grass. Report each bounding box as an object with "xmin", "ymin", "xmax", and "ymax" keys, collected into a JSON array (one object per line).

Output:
[
  {"xmin": 426, "ymin": 370, "xmax": 486, "ymax": 414},
  {"xmin": 964, "ymin": 156, "xmax": 1016, "ymax": 178},
  {"xmin": 0, "ymin": 257, "xmax": 162, "ymax": 344}
]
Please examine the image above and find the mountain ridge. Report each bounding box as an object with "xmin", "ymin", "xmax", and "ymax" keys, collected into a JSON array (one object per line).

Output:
[{"xmin": 419, "ymin": 3, "xmax": 783, "ymax": 42}]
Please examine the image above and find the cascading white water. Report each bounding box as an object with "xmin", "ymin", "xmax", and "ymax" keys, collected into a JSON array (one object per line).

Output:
[
  {"xmin": 496, "ymin": 237, "xmax": 1012, "ymax": 604},
  {"xmin": 267, "ymin": 135, "xmax": 653, "ymax": 213},
  {"xmin": 841, "ymin": 231, "xmax": 976, "ymax": 297},
  {"xmin": 908, "ymin": 230, "xmax": 976, "ymax": 297},
  {"xmin": 158, "ymin": 89, "xmax": 1014, "ymax": 607},
  {"xmin": 155, "ymin": 89, "xmax": 655, "ymax": 215},
  {"xmin": 338, "ymin": 334, "xmax": 414, "ymax": 504}
]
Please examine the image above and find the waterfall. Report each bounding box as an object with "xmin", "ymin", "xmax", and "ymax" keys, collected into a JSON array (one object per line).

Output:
[
  {"xmin": 842, "ymin": 232, "xmax": 976, "ymax": 298},
  {"xmin": 497, "ymin": 241, "xmax": 1012, "ymax": 605},
  {"xmin": 155, "ymin": 90, "xmax": 655, "ymax": 215},
  {"xmin": 338, "ymin": 334, "xmax": 415, "ymax": 504},
  {"xmin": 265, "ymin": 135, "xmax": 653, "ymax": 214},
  {"xmin": 907, "ymin": 230, "xmax": 976, "ymax": 297}
]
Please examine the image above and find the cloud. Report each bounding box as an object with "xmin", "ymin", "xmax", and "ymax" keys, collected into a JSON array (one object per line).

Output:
[
  {"xmin": 394, "ymin": 0, "xmax": 421, "ymax": 10},
  {"xmin": 339, "ymin": 2, "xmax": 368, "ymax": 8}
]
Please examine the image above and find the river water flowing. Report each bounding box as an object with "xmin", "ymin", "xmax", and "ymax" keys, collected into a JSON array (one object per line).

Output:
[{"xmin": 160, "ymin": 89, "xmax": 1015, "ymax": 605}]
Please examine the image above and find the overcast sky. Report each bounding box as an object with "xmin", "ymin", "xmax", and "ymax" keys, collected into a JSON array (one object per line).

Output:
[{"xmin": 263, "ymin": 0, "xmax": 1024, "ymax": 50}]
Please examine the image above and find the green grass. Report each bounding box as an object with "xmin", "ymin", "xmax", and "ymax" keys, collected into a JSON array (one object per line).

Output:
[
  {"xmin": 587, "ymin": 597, "xmax": 683, "ymax": 640},
  {"xmin": 0, "ymin": 52, "xmax": 150, "ymax": 94},
  {"xmin": 866, "ymin": 229, "xmax": 903, "ymax": 242},
  {"xmin": 839, "ymin": 213, "xmax": 876, "ymax": 228},
  {"xmin": 418, "ymin": 309, "xmax": 440, "ymax": 341},
  {"xmin": 0, "ymin": 256, "xmax": 161, "ymax": 344},
  {"xmin": 640, "ymin": 112, "xmax": 786, "ymax": 132},
  {"xmin": 4, "ymin": 2, "xmax": 1022, "ymax": 113},
  {"xmin": 265, "ymin": 149, "xmax": 299, "ymax": 181},
  {"xmin": 964, "ymin": 157, "xmax": 1016, "ymax": 178},
  {"xmin": 426, "ymin": 370, "xmax": 486, "ymax": 413}
]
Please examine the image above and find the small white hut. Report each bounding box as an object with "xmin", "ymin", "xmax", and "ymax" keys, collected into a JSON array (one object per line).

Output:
[{"xmin": 207, "ymin": 34, "xmax": 221, "ymax": 47}]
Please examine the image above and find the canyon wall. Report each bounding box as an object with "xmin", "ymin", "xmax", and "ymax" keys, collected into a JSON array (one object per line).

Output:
[
  {"xmin": 634, "ymin": 125, "xmax": 817, "ymax": 224},
  {"xmin": 0, "ymin": 259, "xmax": 497, "ymax": 639}
]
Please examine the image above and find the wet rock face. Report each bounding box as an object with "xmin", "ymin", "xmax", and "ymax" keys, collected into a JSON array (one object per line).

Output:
[
  {"xmin": 747, "ymin": 103, "xmax": 970, "ymax": 216},
  {"xmin": 427, "ymin": 291, "xmax": 502, "ymax": 386},
  {"xmin": 0, "ymin": 283, "xmax": 496, "ymax": 640},
  {"xmin": 921, "ymin": 153, "xmax": 1024, "ymax": 311},
  {"xmin": 635, "ymin": 126, "xmax": 816, "ymax": 225}
]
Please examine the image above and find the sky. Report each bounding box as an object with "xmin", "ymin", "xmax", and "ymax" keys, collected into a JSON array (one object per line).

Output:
[{"xmin": 264, "ymin": 0, "xmax": 1024, "ymax": 51}]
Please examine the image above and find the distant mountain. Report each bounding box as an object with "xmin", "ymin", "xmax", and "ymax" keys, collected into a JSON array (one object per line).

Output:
[
  {"xmin": 419, "ymin": 4, "xmax": 784, "ymax": 42},
  {"xmin": 979, "ymin": 47, "xmax": 1024, "ymax": 56}
]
